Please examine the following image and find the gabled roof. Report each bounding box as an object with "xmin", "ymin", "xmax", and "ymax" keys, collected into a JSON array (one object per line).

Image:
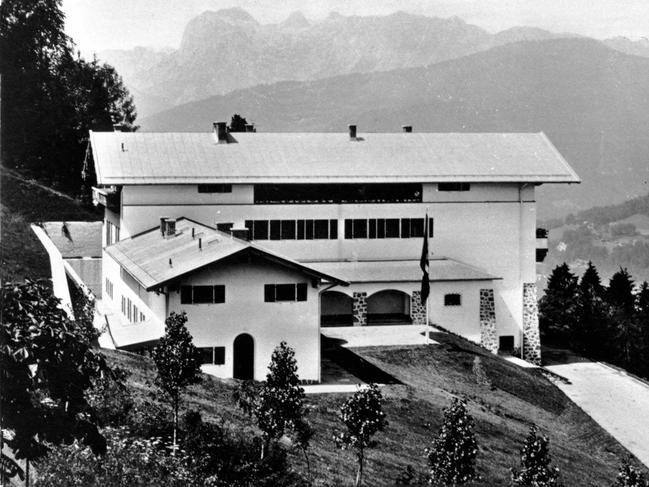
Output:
[
  {"xmin": 105, "ymin": 218, "xmax": 348, "ymax": 290},
  {"xmin": 90, "ymin": 131, "xmax": 580, "ymax": 185},
  {"xmin": 305, "ymin": 258, "xmax": 500, "ymax": 283},
  {"xmin": 40, "ymin": 221, "xmax": 103, "ymax": 258}
]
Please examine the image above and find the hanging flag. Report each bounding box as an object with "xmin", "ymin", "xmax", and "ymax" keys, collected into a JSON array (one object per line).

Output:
[{"xmin": 420, "ymin": 213, "xmax": 430, "ymax": 303}]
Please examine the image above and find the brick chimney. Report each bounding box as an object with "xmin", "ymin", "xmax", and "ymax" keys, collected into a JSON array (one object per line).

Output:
[
  {"xmin": 213, "ymin": 121, "xmax": 229, "ymax": 143},
  {"xmin": 402, "ymin": 125, "xmax": 413, "ymax": 133},
  {"xmin": 160, "ymin": 217, "xmax": 176, "ymax": 238},
  {"xmin": 349, "ymin": 124, "xmax": 357, "ymax": 141}
]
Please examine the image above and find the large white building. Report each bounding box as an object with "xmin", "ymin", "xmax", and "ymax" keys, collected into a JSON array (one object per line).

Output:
[{"xmin": 90, "ymin": 123, "xmax": 579, "ymax": 380}]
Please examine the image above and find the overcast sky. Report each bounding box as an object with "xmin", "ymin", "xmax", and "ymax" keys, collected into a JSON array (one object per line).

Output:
[{"xmin": 62, "ymin": 0, "xmax": 649, "ymax": 54}]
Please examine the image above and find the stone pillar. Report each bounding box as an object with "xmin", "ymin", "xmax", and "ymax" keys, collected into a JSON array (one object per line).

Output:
[
  {"xmin": 352, "ymin": 292, "xmax": 367, "ymax": 326},
  {"xmin": 479, "ymin": 289, "xmax": 498, "ymax": 353},
  {"xmin": 522, "ymin": 283, "xmax": 542, "ymax": 365},
  {"xmin": 410, "ymin": 290, "xmax": 427, "ymax": 325}
]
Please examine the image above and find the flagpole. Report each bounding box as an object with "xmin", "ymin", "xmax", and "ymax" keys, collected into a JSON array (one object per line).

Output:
[{"xmin": 425, "ymin": 207, "xmax": 430, "ymax": 345}]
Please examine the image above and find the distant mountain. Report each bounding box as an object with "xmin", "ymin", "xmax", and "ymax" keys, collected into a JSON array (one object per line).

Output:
[
  {"xmin": 100, "ymin": 9, "xmax": 571, "ymax": 118},
  {"xmin": 603, "ymin": 36, "xmax": 649, "ymax": 58},
  {"xmin": 139, "ymin": 38, "xmax": 649, "ymax": 219}
]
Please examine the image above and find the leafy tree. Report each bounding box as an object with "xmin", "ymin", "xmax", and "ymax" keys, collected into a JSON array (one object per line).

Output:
[
  {"xmin": 0, "ymin": 0, "xmax": 136, "ymax": 194},
  {"xmin": 613, "ymin": 458, "xmax": 649, "ymax": 487},
  {"xmin": 607, "ymin": 268, "xmax": 637, "ymax": 366},
  {"xmin": 539, "ymin": 263, "xmax": 579, "ymax": 346},
  {"xmin": 0, "ymin": 280, "xmax": 110, "ymax": 462},
  {"xmin": 229, "ymin": 113, "xmax": 250, "ymax": 132},
  {"xmin": 151, "ymin": 312, "xmax": 202, "ymax": 454},
  {"xmin": 334, "ymin": 383, "xmax": 387, "ymax": 487},
  {"xmin": 510, "ymin": 425, "xmax": 563, "ymax": 486},
  {"xmin": 426, "ymin": 397, "xmax": 478, "ymax": 485},
  {"xmin": 235, "ymin": 341, "xmax": 311, "ymax": 460}
]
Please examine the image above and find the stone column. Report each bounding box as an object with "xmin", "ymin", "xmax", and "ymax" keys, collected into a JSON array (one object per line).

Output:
[
  {"xmin": 522, "ymin": 283, "xmax": 542, "ymax": 365},
  {"xmin": 410, "ymin": 290, "xmax": 427, "ymax": 325},
  {"xmin": 352, "ymin": 292, "xmax": 367, "ymax": 326},
  {"xmin": 479, "ymin": 289, "xmax": 498, "ymax": 353}
]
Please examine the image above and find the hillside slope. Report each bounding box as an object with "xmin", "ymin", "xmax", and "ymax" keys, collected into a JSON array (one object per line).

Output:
[
  {"xmin": 104, "ymin": 332, "xmax": 639, "ymax": 485},
  {"xmin": 140, "ymin": 38, "xmax": 649, "ymax": 219},
  {"xmin": 0, "ymin": 168, "xmax": 101, "ymax": 282}
]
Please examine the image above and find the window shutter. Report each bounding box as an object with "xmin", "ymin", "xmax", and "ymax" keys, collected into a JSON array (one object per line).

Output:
[
  {"xmin": 264, "ymin": 284, "xmax": 276, "ymax": 302},
  {"xmin": 297, "ymin": 283, "xmax": 308, "ymax": 301}
]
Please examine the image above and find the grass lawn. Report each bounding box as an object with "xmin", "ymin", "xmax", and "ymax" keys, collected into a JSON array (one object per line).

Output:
[
  {"xmin": 0, "ymin": 167, "xmax": 101, "ymax": 282},
  {"xmin": 103, "ymin": 331, "xmax": 641, "ymax": 486}
]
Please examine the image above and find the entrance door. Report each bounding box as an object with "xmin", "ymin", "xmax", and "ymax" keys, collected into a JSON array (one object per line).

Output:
[{"xmin": 233, "ymin": 333, "xmax": 254, "ymax": 380}]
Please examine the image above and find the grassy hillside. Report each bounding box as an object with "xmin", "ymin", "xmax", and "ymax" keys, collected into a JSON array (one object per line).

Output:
[
  {"xmin": 0, "ymin": 167, "xmax": 101, "ymax": 282},
  {"xmin": 104, "ymin": 332, "xmax": 638, "ymax": 486}
]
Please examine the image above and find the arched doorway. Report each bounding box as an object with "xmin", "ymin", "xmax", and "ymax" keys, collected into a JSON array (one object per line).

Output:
[
  {"xmin": 321, "ymin": 290, "xmax": 353, "ymax": 326},
  {"xmin": 233, "ymin": 333, "xmax": 254, "ymax": 380},
  {"xmin": 367, "ymin": 290, "xmax": 411, "ymax": 325}
]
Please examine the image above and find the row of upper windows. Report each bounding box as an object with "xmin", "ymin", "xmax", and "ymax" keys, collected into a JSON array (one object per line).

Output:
[
  {"xmin": 120, "ymin": 295, "xmax": 146, "ymax": 323},
  {"xmin": 179, "ymin": 283, "xmax": 309, "ymax": 304},
  {"xmin": 219, "ymin": 218, "xmax": 433, "ymax": 240}
]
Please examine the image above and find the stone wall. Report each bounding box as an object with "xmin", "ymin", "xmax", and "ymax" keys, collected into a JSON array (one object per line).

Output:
[
  {"xmin": 522, "ymin": 283, "xmax": 541, "ymax": 365},
  {"xmin": 479, "ymin": 289, "xmax": 498, "ymax": 353},
  {"xmin": 410, "ymin": 290, "xmax": 427, "ymax": 325},
  {"xmin": 352, "ymin": 292, "xmax": 367, "ymax": 326}
]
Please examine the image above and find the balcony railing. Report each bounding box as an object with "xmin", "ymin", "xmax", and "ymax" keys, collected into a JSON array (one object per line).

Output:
[{"xmin": 92, "ymin": 186, "xmax": 120, "ymax": 211}]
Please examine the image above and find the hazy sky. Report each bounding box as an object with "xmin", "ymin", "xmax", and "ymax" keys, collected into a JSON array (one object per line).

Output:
[{"xmin": 62, "ymin": 0, "xmax": 649, "ymax": 54}]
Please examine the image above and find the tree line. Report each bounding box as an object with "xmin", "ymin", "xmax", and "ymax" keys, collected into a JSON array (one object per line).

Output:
[
  {"xmin": 540, "ymin": 261, "xmax": 649, "ymax": 378},
  {"xmin": 0, "ymin": 0, "xmax": 136, "ymax": 195}
]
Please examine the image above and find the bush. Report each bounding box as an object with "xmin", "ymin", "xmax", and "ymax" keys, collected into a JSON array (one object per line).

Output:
[
  {"xmin": 34, "ymin": 427, "xmax": 192, "ymax": 487},
  {"xmin": 511, "ymin": 425, "xmax": 563, "ymax": 486},
  {"xmin": 426, "ymin": 397, "xmax": 478, "ymax": 485},
  {"xmin": 613, "ymin": 458, "xmax": 648, "ymax": 487}
]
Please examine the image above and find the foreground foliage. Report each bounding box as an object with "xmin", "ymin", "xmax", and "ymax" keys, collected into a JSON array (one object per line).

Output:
[{"xmin": 511, "ymin": 425, "xmax": 563, "ymax": 487}]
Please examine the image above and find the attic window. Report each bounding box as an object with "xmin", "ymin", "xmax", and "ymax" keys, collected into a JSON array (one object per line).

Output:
[
  {"xmin": 198, "ymin": 184, "xmax": 232, "ymax": 193},
  {"xmin": 438, "ymin": 183, "xmax": 470, "ymax": 192}
]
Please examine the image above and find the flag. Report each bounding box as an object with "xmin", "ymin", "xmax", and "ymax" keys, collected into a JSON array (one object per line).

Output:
[{"xmin": 420, "ymin": 213, "xmax": 430, "ymax": 303}]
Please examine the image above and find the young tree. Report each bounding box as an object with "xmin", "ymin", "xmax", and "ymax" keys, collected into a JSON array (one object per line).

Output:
[
  {"xmin": 510, "ymin": 425, "xmax": 563, "ymax": 487},
  {"xmin": 151, "ymin": 312, "xmax": 202, "ymax": 454},
  {"xmin": 539, "ymin": 263, "xmax": 579, "ymax": 346},
  {"xmin": 334, "ymin": 383, "xmax": 387, "ymax": 487},
  {"xmin": 0, "ymin": 280, "xmax": 109, "ymax": 466},
  {"xmin": 613, "ymin": 458, "xmax": 649, "ymax": 487},
  {"xmin": 235, "ymin": 341, "xmax": 311, "ymax": 460},
  {"xmin": 426, "ymin": 397, "xmax": 478, "ymax": 485}
]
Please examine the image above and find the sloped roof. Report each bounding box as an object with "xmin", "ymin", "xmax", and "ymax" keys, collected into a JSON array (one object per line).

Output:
[
  {"xmin": 305, "ymin": 258, "xmax": 500, "ymax": 283},
  {"xmin": 41, "ymin": 221, "xmax": 103, "ymax": 258},
  {"xmin": 90, "ymin": 131, "xmax": 580, "ymax": 185},
  {"xmin": 105, "ymin": 218, "xmax": 348, "ymax": 290}
]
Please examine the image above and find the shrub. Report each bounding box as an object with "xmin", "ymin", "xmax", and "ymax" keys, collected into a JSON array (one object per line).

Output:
[
  {"xmin": 510, "ymin": 425, "xmax": 563, "ymax": 486},
  {"xmin": 334, "ymin": 383, "xmax": 387, "ymax": 487},
  {"xmin": 426, "ymin": 397, "xmax": 478, "ymax": 485},
  {"xmin": 613, "ymin": 458, "xmax": 648, "ymax": 487}
]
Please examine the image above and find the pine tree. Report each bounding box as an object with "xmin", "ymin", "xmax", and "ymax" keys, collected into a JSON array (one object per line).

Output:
[
  {"xmin": 426, "ymin": 397, "xmax": 478, "ymax": 485},
  {"xmin": 633, "ymin": 282, "xmax": 649, "ymax": 376},
  {"xmin": 334, "ymin": 384, "xmax": 387, "ymax": 487},
  {"xmin": 511, "ymin": 425, "xmax": 563, "ymax": 486},
  {"xmin": 235, "ymin": 341, "xmax": 311, "ymax": 460},
  {"xmin": 575, "ymin": 261, "xmax": 609, "ymax": 356},
  {"xmin": 607, "ymin": 268, "xmax": 637, "ymax": 366},
  {"xmin": 539, "ymin": 263, "xmax": 580, "ymax": 346},
  {"xmin": 151, "ymin": 312, "xmax": 202, "ymax": 454}
]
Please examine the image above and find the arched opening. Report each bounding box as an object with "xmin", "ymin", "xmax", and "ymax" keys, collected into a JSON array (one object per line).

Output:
[
  {"xmin": 233, "ymin": 333, "xmax": 254, "ymax": 380},
  {"xmin": 321, "ymin": 291, "xmax": 353, "ymax": 327},
  {"xmin": 367, "ymin": 290, "xmax": 411, "ymax": 325}
]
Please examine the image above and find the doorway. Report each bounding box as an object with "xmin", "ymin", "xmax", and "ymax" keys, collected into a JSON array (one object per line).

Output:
[{"xmin": 233, "ymin": 333, "xmax": 254, "ymax": 380}]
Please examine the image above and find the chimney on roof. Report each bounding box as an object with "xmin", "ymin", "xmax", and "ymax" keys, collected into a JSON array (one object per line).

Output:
[
  {"xmin": 245, "ymin": 124, "xmax": 255, "ymax": 132},
  {"xmin": 160, "ymin": 217, "xmax": 176, "ymax": 238},
  {"xmin": 402, "ymin": 125, "xmax": 413, "ymax": 133},
  {"xmin": 348, "ymin": 124, "xmax": 357, "ymax": 141},
  {"xmin": 213, "ymin": 121, "xmax": 229, "ymax": 143},
  {"xmin": 113, "ymin": 123, "xmax": 124, "ymax": 132}
]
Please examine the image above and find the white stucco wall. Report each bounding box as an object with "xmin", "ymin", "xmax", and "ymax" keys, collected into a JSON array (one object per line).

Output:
[{"xmin": 167, "ymin": 258, "xmax": 323, "ymax": 382}]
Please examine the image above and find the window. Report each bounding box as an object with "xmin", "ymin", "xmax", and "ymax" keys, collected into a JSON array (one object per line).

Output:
[
  {"xmin": 264, "ymin": 283, "xmax": 308, "ymax": 302},
  {"xmin": 121, "ymin": 296, "xmax": 126, "ymax": 314},
  {"xmin": 438, "ymin": 183, "xmax": 470, "ymax": 192},
  {"xmin": 444, "ymin": 293, "xmax": 462, "ymax": 306},
  {"xmin": 105, "ymin": 278, "xmax": 114, "ymax": 299},
  {"xmin": 254, "ymin": 220, "xmax": 269, "ymax": 240},
  {"xmin": 198, "ymin": 184, "xmax": 232, "ymax": 193},
  {"xmin": 314, "ymin": 220, "xmax": 329, "ymax": 239},
  {"xmin": 199, "ymin": 346, "xmax": 226, "ymax": 365},
  {"xmin": 254, "ymin": 183, "xmax": 423, "ymax": 204},
  {"xmin": 180, "ymin": 285, "xmax": 226, "ymax": 304},
  {"xmin": 270, "ymin": 220, "xmax": 281, "ymax": 240},
  {"xmin": 106, "ymin": 221, "xmax": 120, "ymax": 246},
  {"xmin": 281, "ymin": 220, "xmax": 296, "ymax": 239},
  {"xmin": 343, "ymin": 218, "xmax": 432, "ymax": 239},
  {"xmin": 140, "ymin": 311, "xmax": 146, "ymax": 322},
  {"xmin": 133, "ymin": 305, "xmax": 139, "ymax": 323},
  {"xmin": 247, "ymin": 219, "xmax": 338, "ymax": 240},
  {"xmin": 499, "ymin": 336, "xmax": 515, "ymax": 352},
  {"xmin": 329, "ymin": 220, "xmax": 338, "ymax": 239}
]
